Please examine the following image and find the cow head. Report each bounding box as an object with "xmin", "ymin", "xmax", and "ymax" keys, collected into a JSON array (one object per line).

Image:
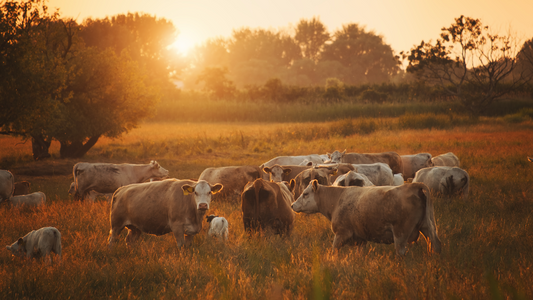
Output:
[
  {"xmin": 327, "ymin": 150, "xmax": 346, "ymax": 164},
  {"xmin": 292, "ymin": 180, "xmax": 319, "ymax": 214},
  {"xmin": 182, "ymin": 180, "xmax": 223, "ymax": 211},
  {"xmin": 6, "ymin": 238, "xmax": 26, "ymax": 258},
  {"xmin": 150, "ymin": 161, "xmax": 170, "ymax": 178},
  {"xmin": 292, "ymin": 167, "xmax": 337, "ymax": 199},
  {"xmin": 263, "ymin": 165, "xmax": 292, "ymax": 182}
]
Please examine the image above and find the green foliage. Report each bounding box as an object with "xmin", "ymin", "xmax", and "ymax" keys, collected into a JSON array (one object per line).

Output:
[
  {"xmin": 196, "ymin": 66, "xmax": 236, "ymax": 100},
  {"xmin": 323, "ymin": 78, "xmax": 345, "ymax": 100},
  {"xmin": 360, "ymin": 89, "xmax": 388, "ymax": 103}
]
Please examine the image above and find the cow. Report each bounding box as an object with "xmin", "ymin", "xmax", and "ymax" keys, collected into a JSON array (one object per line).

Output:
[
  {"xmin": 206, "ymin": 215, "xmax": 229, "ymax": 241},
  {"xmin": 199, "ymin": 165, "xmax": 262, "ymax": 201},
  {"xmin": 261, "ymin": 154, "xmax": 326, "ymax": 168},
  {"xmin": 327, "ymin": 150, "xmax": 403, "ymax": 174},
  {"xmin": 289, "ymin": 166, "xmax": 338, "ymax": 199},
  {"xmin": 291, "ymin": 180, "xmax": 441, "ymax": 256},
  {"xmin": 401, "ymin": 153, "xmax": 433, "ymax": 180},
  {"xmin": 108, "ymin": 179, "xmax": 223, "ymax": 248},
  {"xmin": 241, "ymin": 179, "xmax": 295, "ymax": 235},
  {"xmin": 318, "ymin": 163, "xmax": 356, "ymax": 183},
  {"xmin": 333, "ymin": 171, "xmax": 374, "ymax": 187},
  {"xmin": 0, "ymin": 170, "xmax": 14, "ymax": 204},
  {"xmin": 69, "ymin": 182, "xmax": 112, "ymax": 202},
  {"xmin": 10, "ymin": 192, "xmax": 46, "ymax": 207},
  {"xmin": 6, "ymin": 227, "xmax": 61, "ymax": 264},
  {"xmin": 431, "ymin": 152, "xmax": 460, "ymax": 167},
  {"xmin": 72, "ymin": 160, "xmax": 169, "ymax": 201},
  {"xmin": 351, "ymin": 163, "xmax": 394, "ymax": 186},
  {"xmin": 412, "ymin": 166, "xmax": 469, "ymax": 200},
  {"xmin": 13, "ymin": 181, "xmax": 31, "ymax": 196},
  {"xmin": 393, "ymin": 174, "xmax": 404, "ymax": 186},
  {"xmin": 262, "ymin": 164, "xmax": 314, "ymax": 182}
]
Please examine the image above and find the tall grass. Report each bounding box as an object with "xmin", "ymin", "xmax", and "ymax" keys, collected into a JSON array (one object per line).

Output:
[{"xmin": 1, "ymin": 122, "xmax": 533, "ymax": 299}]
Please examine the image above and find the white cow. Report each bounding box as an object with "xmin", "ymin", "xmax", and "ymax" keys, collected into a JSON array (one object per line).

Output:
[
  {"xmin": 0, "ymin": 170, "xmax": 14, "ymax": 204},
  {"xmin": 351, "ymin": 163, "xmax": 394, "ymax": 186},
  {"xmin": 431, "ymin": 152, "xmax": 460, "ymax": 167},
  {"xmin": 261, "ymin": 154, "xmax": 326, "ymax": 168},
  {"xmin": 413, "ymin": 166, "xmax": 469, "ymax": 200},
  {"xmin": 6, "ymin": 227, "xmax": 62, "ymax": 264},
  {"xmin": 333, "ymin": 171, "xmax": 374, "ymax": 187},
  {"xmin": 393, "ymin": 174, "xmax": 404, "ymax": 186},
  {"xmin": 206, "ymin": 215, "xmax": 229, "ymax": 241},
  {"xmin": 72, "ymin": 161, "xmax": 169, "ymax": 201},
  {"xmin": 10, "ymin": 192, "xmax": 46, "ymax": 207},
  {"xmin": 401, "ymin": 153, "xmax": 433, "ymax": 180}
]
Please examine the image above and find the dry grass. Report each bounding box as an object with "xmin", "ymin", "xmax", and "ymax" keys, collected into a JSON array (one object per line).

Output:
[{"xmin": 1, "ymin": 120, "xmax": 533, "ymax": 299}]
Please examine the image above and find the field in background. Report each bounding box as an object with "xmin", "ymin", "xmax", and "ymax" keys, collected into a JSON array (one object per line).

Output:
[{"xmin": 1, "ymin": 120, "xmax": 533, "ymax": 299}]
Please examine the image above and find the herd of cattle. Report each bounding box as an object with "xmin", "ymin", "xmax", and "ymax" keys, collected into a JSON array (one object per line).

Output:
[{"xmin": 1, "ymin": 151, "xmax": 471, "ymax": 263}]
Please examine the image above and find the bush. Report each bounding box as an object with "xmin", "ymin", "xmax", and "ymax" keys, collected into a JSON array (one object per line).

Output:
[{"xmin": 360, "ymin": 89, "xmax": 388, "ymax": 103}]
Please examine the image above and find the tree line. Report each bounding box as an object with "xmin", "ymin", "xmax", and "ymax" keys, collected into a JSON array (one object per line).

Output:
[{"xmin": 1, "ymin": 1, "xmax": 533, "ymax": 160}]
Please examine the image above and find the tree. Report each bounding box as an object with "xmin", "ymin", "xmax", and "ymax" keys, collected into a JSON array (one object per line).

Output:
[
  {"xmin": 321, "ymin": 23, "xmax": 400, "ymax": 85},
  {"xmin": 196, "ymin": 66, "xmax": 236, "ymax": 99},
  {"xmin": 294, "ymin": 17, "xmax": 329, "ymax": 62},
  {"xmin": 406, "ymin": 15, "xmax": 532, "ymax": 115}
]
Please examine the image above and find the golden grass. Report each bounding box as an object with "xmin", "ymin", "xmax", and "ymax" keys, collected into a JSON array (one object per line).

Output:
[{"xmin": 1, "ymin": 121, "xmax": 533, "ymax": 299}]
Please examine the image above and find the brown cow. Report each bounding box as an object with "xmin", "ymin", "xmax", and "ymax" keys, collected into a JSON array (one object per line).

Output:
[
  {"xmin": 291, "ymin": 180, "xmax": 441, "ymax": 256},
  {"xmin": 241, "ymin": 179, "xmax": 294, "ymax": 235},
  {"xmin": 199, "ymin": 165, "xmax": 261, "ymax": 201},
  {"xmin": 400, "ymin": 153, "xmax": 433, "ymax": 180},
  {"xmin": 13, "ymin": 181, "xmax": 31, "ymax": 196},
  {"xmin": 108, "ymin": 179, "xmax": 223, "ymax": 248},
  {"xmin": 289, "ymin": 166, "xmax": 338, "ymax": 199},
  {"xmin": 327, "ymin": 150, "xmax": 403, "ymax": 175}
]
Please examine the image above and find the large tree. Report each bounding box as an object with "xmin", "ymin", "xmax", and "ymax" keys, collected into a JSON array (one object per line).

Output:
[
  {"xmin": 406, "ymin": 15, "xmax": 532, "ymax": 114},
  {"xmin": 321, "ymin": 23, "xmax": 400, "ymax": 85},
  {"xmin": 294, "ymin": 17, "xmax": 329, "ymax": 62}
]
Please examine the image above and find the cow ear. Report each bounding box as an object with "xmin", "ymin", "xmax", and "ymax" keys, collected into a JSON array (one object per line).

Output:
[
  {"xmin": 306, "ymin": 161, "xmax": 313, "ymax": 166},
  {"xmin": 312, "ymin": 179, "xmax": 319, "ymax": 191},
  {"xmin": 289, "ymin": 179, "xmax": 296, "ymax": 191},
  {"xmin": 6, "ymin": 246, "xmax": 11, "ymax": 250},
  {"xmin": 327, "ymin": 152, "xmax": 331, "ymax": 158},
  {"xmin": 182, "ymin": 185, "xmax": 195, "ymax": 195},
  {"xmin": 283, "ymin": 168, "xmax": 292, "ymax": 175},
  {"xmin": 211, "ymin": 184, "xmax": 223, "ymax": 194},
  {"xmin": 263, "ymin": 167, "xmax": 272, "ymax": 174},
  {"xmin": 342, "ymin": 150, "xmax": 346, "ymax": 155}
]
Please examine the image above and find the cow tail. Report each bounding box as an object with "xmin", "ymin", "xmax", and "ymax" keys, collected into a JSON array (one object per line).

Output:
[
  {"xmin": 253, "ymin": 179, "xmax": 262, "ymax": 227},
  {"xmin": 418, "ymin": 184, "xmax": 441, "ymax": 254},
  {"xmin": 54, "ymin": 229, "xmax": 62, "ymax": 257}
]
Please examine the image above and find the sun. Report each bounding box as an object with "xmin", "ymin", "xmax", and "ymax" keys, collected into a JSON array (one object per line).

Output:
[{"xmin": 170, "ymin": 33, "xmax": 196, "ymax": 56}]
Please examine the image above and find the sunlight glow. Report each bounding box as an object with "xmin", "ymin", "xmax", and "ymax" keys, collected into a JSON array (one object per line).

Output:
[{"xmin": 170, "ymin": 33, "xmax": 196, "ymax": 56}]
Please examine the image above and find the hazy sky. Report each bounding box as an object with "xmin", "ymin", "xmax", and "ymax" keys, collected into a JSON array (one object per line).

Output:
[{"xmin": 47, "ymin": 0, "xmax": 533, "ymax": 56}]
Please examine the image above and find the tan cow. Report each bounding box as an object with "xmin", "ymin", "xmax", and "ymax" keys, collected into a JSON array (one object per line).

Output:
[
  {"xmin": 72, "ymin": 161, "xmax": 169, "ymax": 201},
  {"xmin": 431, "ymin": 152, "xmax": 460, "ymax": 167},
  {"xmin": 261, "ymin": 154, "xmax": 326, "ymax": 168},
  {"xmin": 199, "ymin": 165, "xmax": 262, "ymax": 201},
  {"xmin": 318, "ymin": 163, "xmax": 356, "ymax": 183},
  {"xmin": 413, "ymin": 166, "xmax": 469, "ymax": 200},
  {"xmin": 262, "ymin": 164, "xmax": 314, "ymax": 182},
  {"xmin": 289, "ymin": 166, "xmax": 338, "ymax": 199},
  {"xmin": 327, "ymin": 150, "xmax": 403, "ymax": 174},
  {"xmin": 108, "ymin": 179, "xmax": 223, "ymax": 248},
  {"xmin": 69, "ymin": 182, "xmax": 112, "ymax": 202},
  {"xmin": 10, "ymin": 192, "xmax": 46, "ymax": 207},
  {"xmin": 0, "ymin": 170, "xmax": 14, "ymax": 204},
  {"xmin": 401, "ymin": 153, "xmax": 433, "ymax": 180},
  {"xmin": 241, "ymin": 179, "xmax": 294, "ymax": 235},
  {"xmin": 6, "ymin": 227, "xmax": 61, "ymax": 264},
  {"xmin": 291, "ymin": 180, "xmax": 441, "ymax": 256},
  {"xmin": 350, "ymin": 163, "xmax": 394, "ymax": 186},
  {"xmin": 333, "ymin": 171, "xmax": 374, "ymax": 187},
  {"xmin": 13, "ymin": 181, "xmax": 31, "ymax": 196}
]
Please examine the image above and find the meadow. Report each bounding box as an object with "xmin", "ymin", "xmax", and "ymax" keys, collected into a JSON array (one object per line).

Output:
[{"xmin": 1, "ymin": 116, "xmax": 533, "ymax": 299}]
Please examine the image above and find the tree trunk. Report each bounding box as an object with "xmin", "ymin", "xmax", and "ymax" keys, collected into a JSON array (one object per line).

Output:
[
  {"xmin": 59, "ymin": 135, "xmax": 101, "ymax": 158},
  {"xmin": 31, "ymin": 135, "xmax": 52, "ymax": 161}
]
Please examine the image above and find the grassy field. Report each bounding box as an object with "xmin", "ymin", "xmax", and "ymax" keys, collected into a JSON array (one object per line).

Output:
[{"xmin": 1, "ymin": 119, "xmax": 533, "ymax": 299}]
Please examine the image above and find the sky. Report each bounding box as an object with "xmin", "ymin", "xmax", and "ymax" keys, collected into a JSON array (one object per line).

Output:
[{"xmin": 47, "ymin": 0, "xmax": 533, "ymax": 56}]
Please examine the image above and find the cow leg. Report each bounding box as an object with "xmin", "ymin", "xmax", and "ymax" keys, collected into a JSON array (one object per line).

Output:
[
  {"xmin": 108, "ymin": 226, "xmax": 124, "ymax": 247},
  {"xmin": 332, "ymin": 230, "xmax": 354, "ymax": 250},
  {"xmin": 184, "ymin": 234, "xmax": 194, "ymax": 247},
  {"xmin": 171, "ymin": 226, "xmax": 185, "ymax": 248},
  {"xmin": 392, "ymin": 227, "xmax": 409, "ymax": 256},
  {"xmin": 125, "ymin": 227, "xmax": 142, "ymax": 245}
]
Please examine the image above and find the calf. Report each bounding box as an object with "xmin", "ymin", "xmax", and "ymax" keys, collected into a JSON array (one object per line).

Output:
[
  {"xmin": 206, "ymin": 215, "xmax": 229, "ymax": 241},
  {"xmin": 6, "ymin": 227, "xmax": 62, "ymax": 264},
  {"xmin": 10, "ymin": 192, "xmax": 46, "ymax": 207}
]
